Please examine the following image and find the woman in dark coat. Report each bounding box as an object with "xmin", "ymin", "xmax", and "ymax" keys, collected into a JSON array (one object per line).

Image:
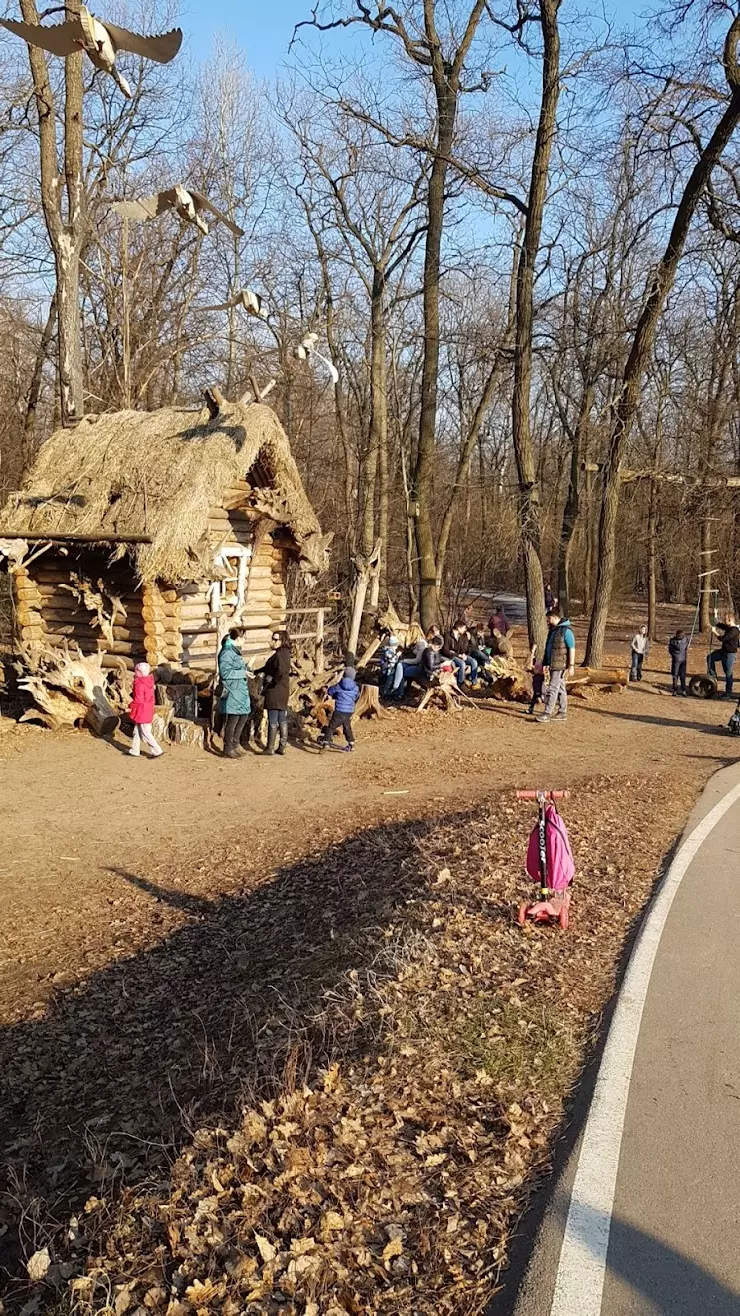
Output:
[{"xmin": 261, "ymin": 629, "xmax": 291, "ymax": 755}]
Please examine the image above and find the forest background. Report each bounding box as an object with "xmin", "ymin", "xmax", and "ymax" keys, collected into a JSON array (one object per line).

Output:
[{"xmin": 0, "ymin": 0, "xmax": 739, "ymax": 662}]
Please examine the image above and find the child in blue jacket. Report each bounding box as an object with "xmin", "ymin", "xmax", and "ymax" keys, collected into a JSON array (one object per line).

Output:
[{"xmin": 321, "ymin": 666, "xmax": 360, "ymax": 751}]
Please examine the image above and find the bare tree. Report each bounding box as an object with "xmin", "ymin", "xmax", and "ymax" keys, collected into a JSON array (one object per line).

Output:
[{"xmin": 586, "ymin": 11, "xmax": 740, "ymax": 665}]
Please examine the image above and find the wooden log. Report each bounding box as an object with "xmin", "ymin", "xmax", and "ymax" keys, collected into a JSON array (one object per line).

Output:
[
  {"xmin": 102, "ymin": 654, "xmax": 134, "ymax": 671},
  {"xmin": 16, "ymin": 607, "xmax": 43, "ymax": 627},
  {"xmin": 355, "ymin": 684, "xmax": 383, "ymax": 719},
  {"xmin": 85, "ymin": 701, "xmax": 120, "ymax": 738},
  {"xmin": 573, "ymin": 666, "xmax": 629, "ymax": 687},
  {"xmin": 112, "ymin": 625, "xmax": 145, "ymax": 642},
  {"xmin": 168, "ymin": 717, "xmax": 207, "ymax": 748}
]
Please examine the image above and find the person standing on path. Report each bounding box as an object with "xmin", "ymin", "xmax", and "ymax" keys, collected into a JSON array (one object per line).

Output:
[
  {"xmin": 630, "ymin": 624, "xmax": 649, "ymax": 682},
  {"xmin": 488, "ymin": 602, "xmax": 510, "ymax": 637},
  {"xmin": 262, "ymin": 629, "xmax": 292, "ymax": 754},
  {"xmin": 128, "ymin": 661, "xmax": 164, "ymax": 757},
  {"xmin": 708, "ymin": 613, "xmax": 740, "ymax": 696},
  {"xmin": 218, "ymin": 629, "xmax": 251, "ymax": 759},
  {"xmin": 320, "ymin": 665, "xmax": 360, "ymax": 751},
  {"xmin": 668, "ymin": 628, "xmax": 690, "ymax": 696},
  {"xmin": 537, "ymin": 609, "xmax": 575, "ymax": 724}
]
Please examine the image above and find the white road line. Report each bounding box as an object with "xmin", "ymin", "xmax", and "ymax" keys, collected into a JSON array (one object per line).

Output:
[{"xmin": 550, "ymin": 778, "xmax": 740, "ymax": 1316}]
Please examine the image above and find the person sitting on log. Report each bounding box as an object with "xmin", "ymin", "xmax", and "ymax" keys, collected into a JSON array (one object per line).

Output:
[
  {"xmin": 399, "ymin": 633, "xmax": 443, "ymax": 698},
  {"xmin": 462, "ymin": 620, "xmax": 494, "ymax": 685},
  {"xmin": 442, "ymin": 621, "xmax": 478, "ymax": 688},
  {"xmin": 388, "ymin": 623, "xmax": 426, "ymax": 699},
  {"xmin": 378, "ymin": 628, "xmax": 402, "ymax": 696},
  {"xmin": 320, "ymin": 665, "xmax": 360, "ymax": 752}
]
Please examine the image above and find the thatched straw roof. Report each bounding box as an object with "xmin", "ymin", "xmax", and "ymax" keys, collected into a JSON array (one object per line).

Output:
[{"xmin": 0, "ymin": 400, "xmax": 330, "ymax": 584}]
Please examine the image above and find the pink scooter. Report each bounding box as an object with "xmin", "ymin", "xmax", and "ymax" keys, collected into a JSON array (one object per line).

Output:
[{"xmin": 516, "ymin": 789, "xmax": 573, "ymax": 930}]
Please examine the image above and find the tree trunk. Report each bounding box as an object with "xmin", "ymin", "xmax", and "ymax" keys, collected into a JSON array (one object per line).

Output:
[
  {"xmin": 511, "ymin": 0, "xmax": 561, "ymax": 651},
  {"xmin": 22, "ymin": 295, "xmax": 57, "ymax": 473},
  {"xmin": 21, "ymin": 0, "xmax": 85, "ymax": 426},
  {"xmin": 582, "ymin": 467, "xmax": 594, "ymax": 618},
  {"xmin": 586, "ymin": 27, "xmax": 740, "ymax": 665},
  {"xmin": 413, "ymin": 93, "xmax": 455, "ymax": 630},
  {"xmin": 376, "ymin": 404, "xmax": 389, "ymax": 607},
  {"xmin": 699, "ymin": 508, "xmax": 713, "ymax": 632},
  {"xmin": 56, "ymin": 247, "xmax": 84, "ymax": 422},
  {"xmin": 647, "ymin": 477, "xmax": 658, "ymax": 641},
  {"xmin": 557, "ymin": 384, "xmax": 592, "ymax": 617},
  {"xmin": 361, "ymin": 273, "xmax": 385, "ymax": 561}
]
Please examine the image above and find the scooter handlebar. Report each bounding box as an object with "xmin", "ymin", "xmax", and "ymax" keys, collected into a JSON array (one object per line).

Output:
[{"xmin": 516, "ymin": 789, "xmax": 569, "ymax": 801}]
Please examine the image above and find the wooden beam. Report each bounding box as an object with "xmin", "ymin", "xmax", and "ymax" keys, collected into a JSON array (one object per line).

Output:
[
  {"xmin": 0, "ymin": 531, "xmax": 153, "ymax": 543},
  {"xmin": 581, "ymin": 462, "xmax": 740, "ymax": 489}
]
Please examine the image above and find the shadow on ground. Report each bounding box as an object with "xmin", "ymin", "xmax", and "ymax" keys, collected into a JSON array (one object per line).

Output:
[{"xmin": 0, "ymin": 812, "xmax": 447, "ymax": 1289}]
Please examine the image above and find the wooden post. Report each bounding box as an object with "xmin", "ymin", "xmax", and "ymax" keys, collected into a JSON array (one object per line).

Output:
[{"xmin": 315, "ymin": 606, "xmax": 325, "ymax": 673}]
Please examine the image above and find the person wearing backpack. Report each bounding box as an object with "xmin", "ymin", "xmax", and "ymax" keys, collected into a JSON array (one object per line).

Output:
[{"xmin": 537, "ymin": 609, "xmax": 575, "ymax": 723}]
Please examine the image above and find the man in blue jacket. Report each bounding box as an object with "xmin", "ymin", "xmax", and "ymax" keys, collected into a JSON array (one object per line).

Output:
[
  {"xmin": 537, "ymin": 609, "xmax": 576, "ymax": 723},
  {"xmin": 320, "ymin": 666, "xmax": 360, "ymax": 751}
]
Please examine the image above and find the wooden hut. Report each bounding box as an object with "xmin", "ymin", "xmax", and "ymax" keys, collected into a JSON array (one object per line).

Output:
[{"xmin": 0, "ymin": 394, "xmax": 331, "ymax": 673}]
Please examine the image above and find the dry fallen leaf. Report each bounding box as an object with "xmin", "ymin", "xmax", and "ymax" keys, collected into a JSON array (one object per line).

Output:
[
  {"xmin": 25, "ymin": 1248, "xmax": 50, "ymax": 1283},
  {"xmin": 254, "ymin": 1232, "xmax": 276, "ymax": 1264}
]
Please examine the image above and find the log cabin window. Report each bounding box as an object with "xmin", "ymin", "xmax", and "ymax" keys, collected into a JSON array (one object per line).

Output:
[{"xmin": 209, "ymin": 544, "xmax": 252, "ymax": 615}]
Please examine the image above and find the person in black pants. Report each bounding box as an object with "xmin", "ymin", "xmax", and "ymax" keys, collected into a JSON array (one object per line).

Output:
[
  {"xmin": 261, "ymin": 629, "xmax": 292, "ymax": 754},
  {"xmin": 321, "ymin": 666, "xmax": 360, "ymax": 751},
  {"xmin": 708, "ymin": 614, "xmax": 740, "ymax": 696}
]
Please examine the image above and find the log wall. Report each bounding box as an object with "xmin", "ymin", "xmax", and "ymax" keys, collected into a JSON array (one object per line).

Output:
[
  {"xmin": 18, "ymin": 550, "xmax": 145, "ymax": 668},
  {"xmin": 178, "ymin": 504, "xmax": 291, "ymax": 670}
]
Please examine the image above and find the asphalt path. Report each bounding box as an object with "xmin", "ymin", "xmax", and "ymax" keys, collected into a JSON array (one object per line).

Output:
[{"xmin": 513, "ymin": 761, "xmax": 740, "ymax": 1316}]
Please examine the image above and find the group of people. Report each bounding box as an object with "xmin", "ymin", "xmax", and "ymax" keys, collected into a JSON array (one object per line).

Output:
[
  {"xmin": 376, "ymin": 601, "xmax": 577, "ymax": 725},
  {"xmin": 126, "ymin": 627, "xmax": 362, "ymax": 759},
  {"xmin": 126, "ymin": 597, "xmax": 740, "ymax": 761},
  {"xmin": 630, "ymin": 613, "xmax": 740, "ymax": 697},
  {"xmin": 378, "ymin": 607, "xmax": 511, "ymax": 702}
]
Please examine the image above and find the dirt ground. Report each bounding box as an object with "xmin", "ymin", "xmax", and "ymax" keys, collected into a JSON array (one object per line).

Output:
[
  {"xmin": 0, "ymin": 603, "xmax": 735, "ymax": 1026},
  {"xmin": 1, "ymin": 602, "xmax": 738, "ymax": 1308}
]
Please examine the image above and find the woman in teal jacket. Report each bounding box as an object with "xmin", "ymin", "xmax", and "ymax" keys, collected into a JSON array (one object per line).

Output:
[{"xmin": 218, "ymin": 628, "xmax": 251, "ymax": 758}]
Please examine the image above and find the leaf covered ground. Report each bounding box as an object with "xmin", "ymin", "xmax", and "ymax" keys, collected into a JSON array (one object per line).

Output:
[{"xmin": 2, "ymin": 769, "xmax": 698, "ymax": 1316}]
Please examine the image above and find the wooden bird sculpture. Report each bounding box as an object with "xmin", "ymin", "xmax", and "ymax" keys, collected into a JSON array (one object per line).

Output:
[
  {"xmin": 0, "ymin": 5, "xmax": 182, "ymax": 99},
  {"xmin": 197, "ymin": 288, "xmax": 268, "ymax": 319},
  {"xmin": 112, "ymin": 185, "xmax": 244, "ymax": 237},
  {"xmin": 294, "ymin": 332, "xmax": 339, "ymax": 385}
]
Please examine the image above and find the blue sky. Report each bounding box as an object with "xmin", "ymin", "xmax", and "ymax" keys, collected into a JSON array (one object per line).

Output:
[{"xmin": 184, "ymin": 1, "xmax": 650, "ymax": 76}]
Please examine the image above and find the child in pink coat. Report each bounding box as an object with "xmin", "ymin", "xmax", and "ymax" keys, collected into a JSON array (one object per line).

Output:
[{"xmin": 128, "ymin": 661, "xmax": 163, "ymax": 757}]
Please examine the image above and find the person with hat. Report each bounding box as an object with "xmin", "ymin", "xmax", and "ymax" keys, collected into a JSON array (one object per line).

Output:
[{"xmin": 320, "ymin": 665, "xmax": 360, "ymax": 751}]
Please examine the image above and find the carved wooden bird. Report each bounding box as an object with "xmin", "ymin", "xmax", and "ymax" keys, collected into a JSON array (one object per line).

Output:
[
  {"xmin": 0, "ymin": 6, "xmax": 182, "ymax": 99},
  {"xmin": 112, "ymin": 185, "xmax": 244, "ymax": 237},
  {"xmin": 294, "ymin": 332, "xmax": 339, "ymax": 385},
  {"xmin": 197, "ymin": 288, "xmax": 268, "ymax": 319}
]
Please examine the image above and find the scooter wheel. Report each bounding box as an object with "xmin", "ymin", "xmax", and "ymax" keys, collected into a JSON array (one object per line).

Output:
[
  {"xmin": 517, "ymin": 902, "xmax": 529, "ymax": 926},
  {"xmin": 558, "ymin": 903, "xmax": 569, "ymax": 930}
]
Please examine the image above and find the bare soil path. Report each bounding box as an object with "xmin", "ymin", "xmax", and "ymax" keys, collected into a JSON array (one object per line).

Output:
[{"xmin": 1, "ymin": 655, "xmax": 734, "ymax": 1026}]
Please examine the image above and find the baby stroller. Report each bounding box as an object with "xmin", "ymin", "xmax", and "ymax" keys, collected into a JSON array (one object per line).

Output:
[{"xmin": 516, "ymin": 790, "xmax": 574, "ymax": 930}]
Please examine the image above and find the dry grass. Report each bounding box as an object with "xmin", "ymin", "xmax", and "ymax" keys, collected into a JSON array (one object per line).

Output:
[
  {"xmin": 0, "ymin": 402, "xmax": 324, "ymax": 583},
  {"xmin": 3, "ymin": 770, "xmax": 698, "ymax": 1316}
]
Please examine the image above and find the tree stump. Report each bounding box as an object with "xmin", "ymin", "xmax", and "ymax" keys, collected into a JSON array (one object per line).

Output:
[{"xmin": 355, "ymin": 683, "xmax": 384, "ymax": 719}]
